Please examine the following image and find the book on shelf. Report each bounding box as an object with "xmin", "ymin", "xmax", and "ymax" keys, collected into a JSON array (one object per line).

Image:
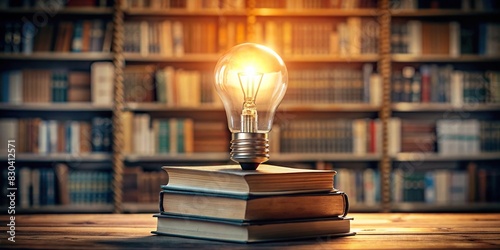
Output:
[
  {"xmin": 91, "ymin": 62, "xmax": 114, "ymax": 105},
  {"xmin": 161, "ymin": 164, "xmax": 337, "ymax": 196},
  {"xmin": 159, "ymin": 188, "xmax": 349, "ymax": 221},
  {"xmin": 153, "ymin": 214, "xmax": 353, "ymax": 243}
]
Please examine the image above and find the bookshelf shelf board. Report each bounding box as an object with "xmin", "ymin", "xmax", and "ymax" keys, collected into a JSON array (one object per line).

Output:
[
  {"xmin": 7, "ymin": 153, "xmax": 113, "ymax": 162},
  {"xmin": 123, "ymin": 203, "xmax": 158, "ymax": 213},
  {"xmin": 280, "ymin": 103, "xmax": 380, "ymax": 112},
  {"xmin": 254, "ymin": 8, "xmax": 378, "ymax": 17},
  {"xmin": 0, "ymin": 7, "xmax": 113, "ymax": 15},
  {"xmin": 124, "ymin": 8, "xmax": 246, "ymax": 16},
  {"xmin": 393, "ymin": 152, "xmax": 500, "ymax": 162},
  {"xmin": 270, "ymin": 153, "xmax": 381, "ymax": 162},
  {"xmin": 14, "ymin": 204, "xmax": 113, "ymax": 214},
  {"xmin": 0, "ymin": 52, "xmax": 113, "ymax": 61},
  {"xmin": 391, "ymin": 202, "xmax": 500, "ymax": 212},
  {"xmin": 390, "ymin": 9, "xmax": 500, "ymax": 17},
  {"xmin": 124, "ymin": 53, "xmax": 220, "ymax": 62},
  {"xmin": 124, "ymin": 153, "xmax": 229, "ymax": 163},
  {"xmin": 283, "ymin": 54, "xmax": 379, "ymax": 63},
  {"xmin": 391, "ymin": 54, "xmax": 500, "ymax": 63},
  {"xmin": 0, "ymin": 103, "xmax": 112, "ymax": 112},
  {"xmin": 392, "ymin": 103, "xmax": 500, "ymax": 112},
  {"xmin": 124, "ymin": 103, "xmax": 223, "ymax": 112}
]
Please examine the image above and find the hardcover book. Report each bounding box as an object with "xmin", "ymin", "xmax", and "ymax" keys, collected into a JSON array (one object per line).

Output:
[{"xmin": 161, "ymin": 164, "xmax": 336, "ymax": 196}]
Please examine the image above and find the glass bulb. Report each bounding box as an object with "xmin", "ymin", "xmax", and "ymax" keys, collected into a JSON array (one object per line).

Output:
[{"xmin": 214, "ymin": 43, "xmax": 288, "ymax": 170}]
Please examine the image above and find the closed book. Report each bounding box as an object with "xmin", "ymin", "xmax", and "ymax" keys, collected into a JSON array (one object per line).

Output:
[
  {"xmin": 162, "ymin": 164, "xmax": 336, "ymax": 196},
  {"xmin": 159, "ymin": 189, "xmax": 348, "ymax": 221},
  {"xmin": 152, "ymin": 214, "xmax": 353, "ymax": 243}
]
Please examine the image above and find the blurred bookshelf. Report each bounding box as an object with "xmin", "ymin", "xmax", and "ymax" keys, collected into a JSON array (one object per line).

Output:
[{"xmin": 1, "ymin": 0, "xmax": 499, "ymax": 213}]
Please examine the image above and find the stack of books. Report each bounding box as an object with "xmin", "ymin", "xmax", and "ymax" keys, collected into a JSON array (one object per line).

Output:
[{"xmin": 152, "ymin": 164, "xmax": 354, "ymax": 243}]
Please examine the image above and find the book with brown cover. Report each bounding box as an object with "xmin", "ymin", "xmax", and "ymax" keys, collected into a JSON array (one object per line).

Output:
[
  {"xmin": 159, "ymin": 189, "xmax": 348, "ymax": 221},
  {"xmin": 161, "ymin": 164, "xmax": 336, "ymax": 196},
  {"xmin": 152, "ymin": 214, "xmax": 354, "ymax": 243}
]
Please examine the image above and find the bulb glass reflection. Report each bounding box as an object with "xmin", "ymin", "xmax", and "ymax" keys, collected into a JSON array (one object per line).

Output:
[{"xmin": 214, "ymin": 43, "xmax": 288, "ymax": 170}]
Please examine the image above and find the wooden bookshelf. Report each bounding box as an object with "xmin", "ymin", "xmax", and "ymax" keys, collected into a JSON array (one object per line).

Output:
[
  {"xmin": 253, "ymin": 8, "xmax": 378, "ymax": 17},
  {"xmin": 389, "ymin": 9, "xmax": 500, "ymax": 17},
  {"xmin": 0, "ymin": 103, "xmax": 112, "ymax": 112},
  {"xmin": 0, "ymin": 53, "xmax": 113, "ymax": 61},
  {"xmin": 124, "ymin": 153, "xmax": 229, "ymax": 163},
  {"xmin": 283, "ymin": 54, "xmax": 379, "ymax": 63},
  {"xmin": 391, "ymin": 203, "xmax": 500, "ymax": 212},
  {"xmin": 12, "ymin": 204, "xmax": 114, "ymax": 214},
  {"xmin": 124, "ymin": 8, "xmax": 246, "ymax": 16},
  {"xmin": 124, "ymin": 53, "xmax": 220, "ymax": 62},
  {"xmin": 391, "ymin": 54, "xmax": 500, "ymax": 63},
  {"xmin": 2, "ymin": 0, "xmax": 500, "ymax": 214},
  {"xmin": 394, "ymin": 152, "xmax": 500, "ymax": 162},
  {"xmin": 5, "ymin": 153, "xmax": 113, "ymax": 163},
  {"xmin": 392, "ymin": 103, "xmax": 500, "ymax": 112},
  {"xmin": 0, "ymin": 7, "xmax": 113, "ymax": 15},
  {"xmin": 270, "ymin": 153, "xmax": 381, "ymax": 162}
]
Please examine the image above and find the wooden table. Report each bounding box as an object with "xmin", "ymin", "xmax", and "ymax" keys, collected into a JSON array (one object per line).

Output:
[{"xmin": 1, "ymin": 213, "xmax": 499, "ymax": 249}]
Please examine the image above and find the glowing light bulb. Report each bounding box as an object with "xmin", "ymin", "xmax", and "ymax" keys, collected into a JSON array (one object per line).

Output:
[{"xmin": 214, "ymin": 43, "xmax": 288, "ymax": 170}]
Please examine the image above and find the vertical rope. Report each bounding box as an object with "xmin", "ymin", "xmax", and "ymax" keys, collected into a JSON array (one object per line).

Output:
[
  {"xmin": 246, "ymin": 0, "xmax": 256, "ymax": 42},
  {"xmin": 112, "ymin": 0, "xmax": 125, "ymax": 214},
  {"xmin": 379, "ymin": 0, "xmax": 392, "ymax": 213}
]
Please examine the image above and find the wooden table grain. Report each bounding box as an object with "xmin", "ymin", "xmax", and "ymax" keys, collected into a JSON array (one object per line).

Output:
[{"xmin": 1, "ymin": 213, "xmax": 499, "ymax": 249}]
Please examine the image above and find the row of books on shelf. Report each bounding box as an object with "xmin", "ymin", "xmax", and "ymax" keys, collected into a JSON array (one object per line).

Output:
[
  {"xmin": 391, "ymin": 21, "xmax": 500, "ymax": 56},
  {"xmin": 0, "ymin": 0, "xmax": 113, "ymax": 8},
  {"xmin": 392, "ymin": 65, "xmax": 500, "ymax": 104},
  {"xmin": 392, "ymin": 162, "xmax": 500, "ymax": 203},
  {"xmin": 256, "ymin": 18, "xmax": 378, "ymax": 56},
  {"xmin": 1, "ymin": 20, "xmax": 113, "ymax": 54},
  {"xmin": 122, "ymin": 0, "xmax": 375, "ymax": 10},
  {"xmin": 284, "ymin": 64, "xmax": 381, "ymax": 105},
  {"xmin": 123, "ymin": 0, "xmax": 244, "ymax": 10},
  {"xmin": 256, "ymin": 0, "xmax": 377, "ymax": 9},
  {"xmin": 124, "ymin": 65, "xmax": 220, "ymax": 106},
  {"xmin": 273, "ymin": 119, "xmax": 382, "ymax": 154},
  {"xmin": 123, "ymin": 167, "xmax": 167, "ymax": 203},
  {"xmin": 388, "ymin": 118, "xmax": 500, "ymax": 155},
  {"xmin": 122, "ymin": 113, "xmax": 229, "ymax": 154},
  {"xmin": 0, "ymin": 164, "xmax": 113, "ymax": 209},
  {"xmin": 0, "ymin": 62, "xmax": 114, "ymax": 105},
  {"xmin": 0, "ymin": 117, "xmax": 112, "ymax": 154},
  {"xmin": 390, "ymin": 0, "xmax": 499, "ymax": 10},
  {"xmin": 124, "ymin": 19, "xmax": 239, "ymax": 56}
]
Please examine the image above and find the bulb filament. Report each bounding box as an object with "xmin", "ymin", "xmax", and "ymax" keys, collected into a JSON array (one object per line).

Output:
[{"xmin": 238, "ymin": 71, "xmax": 263, "ymax": 133}]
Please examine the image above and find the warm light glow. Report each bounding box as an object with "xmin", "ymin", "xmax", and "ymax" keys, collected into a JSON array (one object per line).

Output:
[{"xmin": 214, "ymin": 43, "xmax": 288, "ymax": 133}]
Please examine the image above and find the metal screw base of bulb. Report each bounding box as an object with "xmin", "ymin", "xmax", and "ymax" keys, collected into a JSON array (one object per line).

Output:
[{"xmin": 230, "ymin": 132, "xmax": 269, "ymax": 170}]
